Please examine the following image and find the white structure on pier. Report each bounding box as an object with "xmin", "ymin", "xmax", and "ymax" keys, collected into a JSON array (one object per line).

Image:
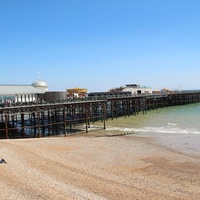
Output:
[
  {"xmin": 0, "ymin": 80, "xmax": 48, "ymax": 104},
  {"xmin": 122, "ymin": 84, "xmax": 152, "ymax": 95}
]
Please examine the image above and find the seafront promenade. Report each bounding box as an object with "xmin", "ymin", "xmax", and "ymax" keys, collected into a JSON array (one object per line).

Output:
[{"xmin": 1, "ymin": 91, "xmax": 200, "ymax": 139}]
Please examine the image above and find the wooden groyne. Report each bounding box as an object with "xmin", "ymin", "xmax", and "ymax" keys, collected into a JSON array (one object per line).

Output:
[{"xmin": 1, "ymin": 92, "xmax": 200, "ymax": 139}]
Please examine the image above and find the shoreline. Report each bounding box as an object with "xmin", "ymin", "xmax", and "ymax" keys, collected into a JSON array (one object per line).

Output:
[{"xmin": 0, "ymin": 130, "xmax": 200, "ymax": 199}]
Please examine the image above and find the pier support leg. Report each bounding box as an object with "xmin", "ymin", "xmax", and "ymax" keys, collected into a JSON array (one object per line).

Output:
[
  {"xmin": 5, "ymin": 113, "xmax": 9, "ymax": 139},
  {"xmin": 21, "ymin": 113, "xmax": 25, "ymax": 138},
  {"xmin": 37, "ymin": 111, "xmax": 41, "ymax": 138}
]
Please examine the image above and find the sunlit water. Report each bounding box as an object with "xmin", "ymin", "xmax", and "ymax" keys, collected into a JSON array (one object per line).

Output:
[{"xmin": 92, "ymin": 103, "xmax": 200, "ymax": 136}]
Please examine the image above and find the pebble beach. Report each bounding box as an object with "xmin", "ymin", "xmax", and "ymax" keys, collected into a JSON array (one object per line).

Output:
[{"xmin": 0, "ymin": 131, "xmax": 200, "ymax": 200}]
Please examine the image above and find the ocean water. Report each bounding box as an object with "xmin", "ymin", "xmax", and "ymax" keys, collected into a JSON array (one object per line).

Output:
[{"xmin": 95, "ymin": 103, "xmax": 200, "ymax": 136}]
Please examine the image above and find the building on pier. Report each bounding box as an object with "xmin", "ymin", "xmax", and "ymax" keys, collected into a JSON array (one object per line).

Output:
[
  {"xmin": 88, "ymin": 84, "xmax": 152, "ymax": 98},
  {"xmin": 122, "ymin": 84, "xmax": 152, "ymax": 95},
  {"xmin": 66, "ymin": 87, "xmax": 88, "ymax": 97},
  {"xmin": 102, "ymin": 84, "xmax": 152, "ymax": 97},
  {"xmin": 44, "ymin": 91, "xmax": 67, "ymax": 103},
  {"xmin": 88, "ymin": 91, "xmax": 132, "ymax": 98},
  {"xmin": 0, "ymin": 79, "xmax": 48, "ymax": 104}
]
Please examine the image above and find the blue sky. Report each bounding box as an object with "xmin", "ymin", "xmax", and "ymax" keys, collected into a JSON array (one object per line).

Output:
[{"xmin": 0, "ymin": 0, "xmax": 200, "ymax": 92}]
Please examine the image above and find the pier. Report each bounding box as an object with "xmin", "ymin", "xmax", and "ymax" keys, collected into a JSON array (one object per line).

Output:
[{"xmin": 1, "ymin": 91, "xmax": 200, "ymax": 139}]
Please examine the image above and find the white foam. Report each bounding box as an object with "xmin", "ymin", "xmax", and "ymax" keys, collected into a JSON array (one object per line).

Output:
[
  {"xmin": 167, "ymin": 123, "xmax": 178, "ymax": 126},
  {"xmin": 106, "ymin": 126, "xmax": 200, "ymax": 135}
]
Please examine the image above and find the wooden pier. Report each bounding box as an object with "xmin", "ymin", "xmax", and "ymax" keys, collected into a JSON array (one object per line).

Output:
[{"xmin": 1, "ymin": 91, "xmax": 200, "ymax": 139}]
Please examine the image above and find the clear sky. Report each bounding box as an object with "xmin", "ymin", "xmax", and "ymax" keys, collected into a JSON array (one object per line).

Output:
[{"xmin": 1, "ymin": 0, "xmax": 200, "ymax": 92}]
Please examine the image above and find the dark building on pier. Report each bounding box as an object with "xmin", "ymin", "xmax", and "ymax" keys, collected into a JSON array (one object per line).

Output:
[
  {"xmin": 88, "ymin": 91, "xmax": 132, "ymax": 98},
  {"xmin": 44, "ymin": 91, "xmax": 67, "ymax": 103}
]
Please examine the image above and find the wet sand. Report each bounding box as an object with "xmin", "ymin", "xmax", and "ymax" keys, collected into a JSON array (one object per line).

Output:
[{"xmin": 0, "ymin": 131, "xmax": 200, "ymax": 200}]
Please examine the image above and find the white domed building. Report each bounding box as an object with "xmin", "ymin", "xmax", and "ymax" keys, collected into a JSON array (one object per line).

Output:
[{"xmin": 0, "ymin": 79, "xmax": 48, "ymax": 104}]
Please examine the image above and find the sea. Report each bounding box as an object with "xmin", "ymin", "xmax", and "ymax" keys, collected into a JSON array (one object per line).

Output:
[
  {"xmin": 91, "ymin": 102, "xmax": 200, "ymax": 156},
  {"xmin": 102, "ymin": 102, "xmax": 200, "ymax": 136}
]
